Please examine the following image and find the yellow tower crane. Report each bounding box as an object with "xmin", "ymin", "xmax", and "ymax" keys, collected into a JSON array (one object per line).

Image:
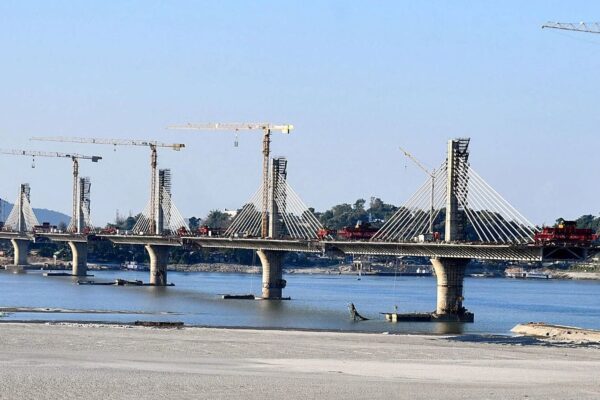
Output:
[
  {"xmin": 30, "ymin": 136, "xmax": 184, "ymax": 234},
  {"xmin": 167, "ymin": 122, "xmax": 293, "ymax": 238},
  {"xmin": 0, "ymin": 149, "xmax": 101, "ymax": 233}
]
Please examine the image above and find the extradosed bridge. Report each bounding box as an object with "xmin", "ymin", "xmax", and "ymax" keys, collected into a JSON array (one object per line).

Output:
[{"xmin": 1, "ymin": 135, "xmax": 597, "ymax": 322}]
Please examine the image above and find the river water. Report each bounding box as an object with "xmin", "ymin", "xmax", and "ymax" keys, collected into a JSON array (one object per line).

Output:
[{"xmin": 1, "ymin": 269, "xmax": 599, "ymax": 335}]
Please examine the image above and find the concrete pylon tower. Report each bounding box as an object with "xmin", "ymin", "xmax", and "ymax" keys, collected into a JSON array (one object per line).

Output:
[
  {"xmin": 432, "ymin": 138, "xmax": 473, "ymax": 322},
  {"xmin": 4, "ymin": 184, "xmax": 38, "ymax": 267},
  {"xmin": 155, "ymin": 169, "xmax": 171, "ymax": 235},
  {"xmin": 257, "ymin": 157, "xmax": 289, "ymax": 299},
  {"xmin": 70, "ymin": 176, "xmax": 91, "ymax": 234},
  {"xmin": 75, "ymin": 178, "xmax": 84, "ymax": 234},
  {"xmin": 4, "ymin": 183, "xmax": 39, "ymax": 234},
  {"xmin": 268, "ymin": 158, "xmax": 287, "ymax": 239},
  {"xmin": 17, "ymin": 184, "xmax": 30, "ymax": 233},
  {"xmin": 444, "ymin": 138, "xmax": 470, "ymax": 242}
]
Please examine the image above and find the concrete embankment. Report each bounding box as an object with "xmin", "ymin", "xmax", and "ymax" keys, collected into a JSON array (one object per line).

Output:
[{"xmin": 512, "ymin": 322, "xmax": 600, "ymax": 343}]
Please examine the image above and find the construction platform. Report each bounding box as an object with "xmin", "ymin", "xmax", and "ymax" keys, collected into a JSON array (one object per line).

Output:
[{"xmin": 382, "ymin": 311, "xmax": 474, "ymax": 323}]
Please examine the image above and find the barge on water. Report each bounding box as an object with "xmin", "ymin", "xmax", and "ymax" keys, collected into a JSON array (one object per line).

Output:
[{"xmin": 381, "ymin": 311, "xmax": 474, "ymax": 323}]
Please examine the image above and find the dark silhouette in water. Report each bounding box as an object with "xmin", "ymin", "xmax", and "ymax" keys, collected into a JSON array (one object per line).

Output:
[{"xmin": 348, "ymin": 303, "xmax": 369, "ymax": 321}]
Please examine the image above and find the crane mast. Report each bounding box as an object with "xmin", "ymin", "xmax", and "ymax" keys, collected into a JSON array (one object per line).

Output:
[
  {"xmin": 0, "ymin": 149, "xmax": 101, "ymax": 233},
  {"xmin": 168, "ymin": 122, "xmax": 293, "ymax": 238},
  {"xmin": 399, "ymin": 146, "xmax": 436, "ymax": 234},
  {"xmin": 30, "ymin": 136, "xmax": 185, "ymax": 235},
  {"xmin": 542, "ymin": 22, "xmax": 600, "ymax": 34}
]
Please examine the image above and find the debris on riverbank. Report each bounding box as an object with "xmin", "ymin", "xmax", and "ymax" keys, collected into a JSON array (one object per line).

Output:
[{"xmin": 0, "ymin": 307, "xmax": 180, "ymax": 315}]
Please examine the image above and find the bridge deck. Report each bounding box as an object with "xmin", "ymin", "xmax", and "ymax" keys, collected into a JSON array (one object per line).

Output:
[
  {"xmin": 35, "ymin": 233, "xmax": 89, "ymax": 243},
  {"xmin": 183, "ymin": 237, "xmax": 323, "ymax": 253},
  {"xmin": 99, "ymin": 235, "xmax": 182, "ymax": 247},
  {"xmin": 0, "ymin": 232, "xmax": 32, "ymax": 241},
  {"xmin": 324, "ymin": 241, "xmax": 543, "ymax": 262},
  {"xmin": 94, "ymin": 234, "xmax": 595, "ymax": 262}
]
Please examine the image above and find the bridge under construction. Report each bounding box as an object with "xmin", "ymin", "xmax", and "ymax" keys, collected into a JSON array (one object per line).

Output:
[{"xmin": 0, "ymin": 131, "xmax": 598, "ymax": 323}]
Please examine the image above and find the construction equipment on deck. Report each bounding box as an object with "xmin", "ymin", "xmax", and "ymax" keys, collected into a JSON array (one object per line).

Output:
[
  {"xmin": 542, "ymin": 22, "xmax": 600, "ymax": 34},
  {"xmin": 0, "ymin": 149, "xmax": 101, "ymax": 233},
  {"xmin": 167, "ymin": 123, "xmax": 293, "ymax": 238},
  {"xmin": 30, "ymin": 137, "xmax": 184, "ymax": 234}
]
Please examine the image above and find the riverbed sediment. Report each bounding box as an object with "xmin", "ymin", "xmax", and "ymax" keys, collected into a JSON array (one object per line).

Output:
[{"xmin": 0, "ymin": 322, "xmax": 599, "ymax": 399}]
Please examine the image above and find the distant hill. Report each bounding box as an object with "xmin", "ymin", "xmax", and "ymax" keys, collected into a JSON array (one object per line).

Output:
[{"xmin": 0, "ymin": 198, "xmax": 70, "ymax": 226}]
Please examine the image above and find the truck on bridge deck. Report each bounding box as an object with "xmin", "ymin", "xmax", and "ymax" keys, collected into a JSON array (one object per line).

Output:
[
  {"xmin": 534, "ymin": 221, "xmax": 598, "ymax": 247},
  {"xmin": 318, "ymin": 222, "xmax": 379, "ymax": 241}
]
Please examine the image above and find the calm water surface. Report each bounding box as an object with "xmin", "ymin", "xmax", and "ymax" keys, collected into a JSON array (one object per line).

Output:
[{"xmin": 1, "ymin": 269, "xmax": 599, "ymax": 335}]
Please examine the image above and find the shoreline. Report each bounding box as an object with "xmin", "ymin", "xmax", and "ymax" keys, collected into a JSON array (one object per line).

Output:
[
  {"xmin": 2, "ymin": 319, "xmax": 599, "ymax": 346},
  {"xmin": 4, "ymin": 259, "xmax": 600, "ymax": 280}
]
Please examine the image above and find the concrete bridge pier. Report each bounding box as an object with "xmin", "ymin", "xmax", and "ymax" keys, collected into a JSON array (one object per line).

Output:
[
  {"xmin": 431, "ymin": 257, "xmax": 473, "ymax": 322},
  {"xmin": 10, "ymin": 238, "xmax": 30, "ymax": 266},
  {"xmin": 145, "ymin": 244, "xmax": 170, "ymax": 286},
  {"xmin": 68, "ymin": 241, "xmax": 88, "ymax": 277},
  {"xmin": 257, "ymin": 250, "xmax": 287, "ymax": 299}
]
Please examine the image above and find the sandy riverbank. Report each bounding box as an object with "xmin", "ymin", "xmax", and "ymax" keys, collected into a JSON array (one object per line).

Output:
[{"xmin": 0, "ymin": 323, "xmax": 599, "ymax": 399}]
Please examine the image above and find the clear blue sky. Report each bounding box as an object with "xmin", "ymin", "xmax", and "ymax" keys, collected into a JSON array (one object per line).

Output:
[{"xmin": 0, "ymin": 1, "xmax": 599, "ymax": 226}]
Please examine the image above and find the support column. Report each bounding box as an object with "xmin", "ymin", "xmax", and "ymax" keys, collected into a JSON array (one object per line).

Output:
[
  {"xmin": 431, "ymin": 257, "xmax": 473, "ymax": 321},
  {"xmin": 10, "ymin": 238, "xmax": 29, "ymax": 266},
  {"xmin": 145, "ymin": 244, "xmax": 169, "ymax": 286},
  {"xmin": 68, "ymin": 241, "xmax": 88, "ymax": 276},
  {"xmin": 257, "ymin": 250, "xmax": 286, "ymax": 299}
]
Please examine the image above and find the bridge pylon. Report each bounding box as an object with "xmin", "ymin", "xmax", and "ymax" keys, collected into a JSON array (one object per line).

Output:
[
  {"xmin": 68, "ymin": 176, "xmax": 93, "ymax": 234},
  {"xmin": 5, "ymin": 184, "xmax": 39, "ymax": 234},
  {"xmin": 225, "ymin": 157, "xmax": 324, "ymax": 240},
  {"xmin": 132, "ymin": 168, "xmax": 189, "ymax": 236},
  {"xmin": 432, "ymin": 139, "xmax": 472, "ymax": 321},
  {"xmin": 372, "ymin": 137, "xmax": 540, "ymax": 321},
  {"xmin": 445, "ymin": 138, "xmax": 470, "ymax": 242},
  {"xmin": 224, "ymin": 157, "xmax": 324, "ymax": 299},
  {"xmin": 3, "ymin": 184, "xmax": 39, "ymax": 267}
]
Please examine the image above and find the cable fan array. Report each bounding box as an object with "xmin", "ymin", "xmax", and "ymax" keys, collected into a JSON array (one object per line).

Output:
[
  {"xmin": 372, "ymin": 163, "xmax": 447, "ymax": 242},
  {"xmin": 372, "ymin": 161, "xmax": 537, "ymax": 244},
  {"xmin": 132, "ymin": 186, "xmax": 190, "ymax": 235},
  {"xmin": 5, "ymin": 184, "xmax": 39, "ymax": 232},
  {"xmin": 224, "ymin": 173, "xmax": 324, "ymax": 240},
  {"xmin": 453, "ymin": 164, "xmax": 537, "ymax": 244}
]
